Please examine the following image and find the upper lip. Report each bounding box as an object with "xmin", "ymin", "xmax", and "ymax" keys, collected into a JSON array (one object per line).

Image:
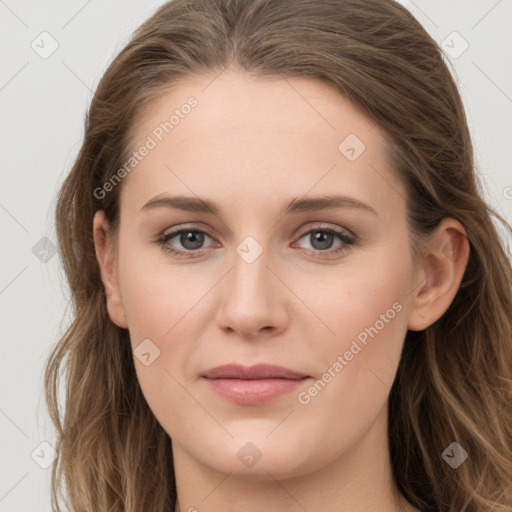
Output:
[{"xmin": 201, "ymin": 364, "xmax": 309, "ymax": 380}]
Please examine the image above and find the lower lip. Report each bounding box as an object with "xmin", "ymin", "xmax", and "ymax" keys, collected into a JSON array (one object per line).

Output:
[{"xmin": 203, "ymin": 377, "xmax": 309, "ymax": 405}]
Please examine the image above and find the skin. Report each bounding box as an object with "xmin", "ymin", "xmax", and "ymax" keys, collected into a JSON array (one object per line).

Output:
[{"xmin": 93, "ymin": 69, "xmax": 469, "ymax": 512}]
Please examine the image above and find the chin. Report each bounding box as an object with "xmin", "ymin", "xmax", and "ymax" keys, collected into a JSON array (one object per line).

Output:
[{"xmin": 178, "ymin": 425, "xmax": 327, "ymax": 481}]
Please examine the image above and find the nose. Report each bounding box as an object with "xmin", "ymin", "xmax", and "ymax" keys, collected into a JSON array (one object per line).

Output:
[{"xmin": 215, "ymin": 249, "xmax": 290, "ymax": 339}]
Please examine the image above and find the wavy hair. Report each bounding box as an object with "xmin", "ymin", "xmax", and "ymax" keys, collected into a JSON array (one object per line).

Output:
[{"xmin": 44, "ymin": 0, "xmax": 512, "ymax": 510}]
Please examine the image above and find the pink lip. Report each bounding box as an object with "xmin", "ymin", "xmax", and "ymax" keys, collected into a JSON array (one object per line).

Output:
[{"xmin": 201, "ymin": 364, "xmax": 310, "ymax": 405}]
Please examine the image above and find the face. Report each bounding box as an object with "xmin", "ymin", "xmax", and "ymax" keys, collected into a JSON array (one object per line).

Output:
[{"xmin": 100, "ymin": 70, "xmax": 421, "ymax": 479}]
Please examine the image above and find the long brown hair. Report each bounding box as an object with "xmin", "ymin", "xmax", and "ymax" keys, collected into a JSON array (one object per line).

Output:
[{"xmin": 44, "ymin": 0, "xmax": 512, "ymax": 510}]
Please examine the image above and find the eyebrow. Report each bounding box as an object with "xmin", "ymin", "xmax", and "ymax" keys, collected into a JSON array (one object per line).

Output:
[{"xmin": 141, "ymin": 193, "xmax": 378, "ymax": 216}]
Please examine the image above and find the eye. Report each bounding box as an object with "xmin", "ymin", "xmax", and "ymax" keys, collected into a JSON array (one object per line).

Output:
[
  {"xmin": 156, "ymin": 224, "xmax": 356, "ymax": 259},
  {"xmin": 157, "ymin": 228, "xmax": 217, "ymax": 256},
  {"xmin": 293, "ymin": 226, "xmax": 355, "ymax": 256}
]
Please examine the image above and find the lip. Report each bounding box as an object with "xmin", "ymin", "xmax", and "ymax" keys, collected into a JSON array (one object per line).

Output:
[
  {"xmin": 201, "ymin": 363, "xmax": 309, "ymax": 380},
  {"xmin": 201, "ymin": 364, "xmax": 310, "ymax": 405}
]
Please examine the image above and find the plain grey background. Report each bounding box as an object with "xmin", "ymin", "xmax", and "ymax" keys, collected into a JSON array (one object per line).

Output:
[{"xmin": 1, "ymin": 0, "xmax": 511, "ymax": 510}]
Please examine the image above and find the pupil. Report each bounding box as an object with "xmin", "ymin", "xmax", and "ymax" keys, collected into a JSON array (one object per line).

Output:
[
  {"xmin": 181, "ymin": 231, "xmax": 204, "ymax": 250},
  {"xmin": 311, "ymin": 231, "xmax": 333, "ymax": 250}
]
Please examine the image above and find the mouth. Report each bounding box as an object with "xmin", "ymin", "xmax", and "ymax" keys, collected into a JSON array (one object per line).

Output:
[{"xmin": 200, "ymin": 363, "xmax": 311, "ymax": 405}]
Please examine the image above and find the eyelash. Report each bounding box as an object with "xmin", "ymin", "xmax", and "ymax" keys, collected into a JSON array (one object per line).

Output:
[{"xmin": 156, "ymin": 225, "xmax": 356, "ymax": 259}]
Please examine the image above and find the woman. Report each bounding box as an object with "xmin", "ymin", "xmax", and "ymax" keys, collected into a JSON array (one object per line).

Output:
[{"xmin": 44, "ymin": 0, "xmax": 512, "ymax": 510}]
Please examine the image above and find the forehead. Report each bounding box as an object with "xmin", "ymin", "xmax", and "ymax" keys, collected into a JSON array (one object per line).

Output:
[
  {"xmin": 121, "ymin": 70, "xmax": 406, "ymax": 221},
  {"xmin": 132, "ymin": 70, "xmax": 381, "ymax": 150}
]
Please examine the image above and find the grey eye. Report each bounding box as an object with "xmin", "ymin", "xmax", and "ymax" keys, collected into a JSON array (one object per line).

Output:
[
  {"xmin": 308, "ymin": 230, "xmax": 335, "ymax": 250},
  {"xmin": 176, "ymin": 231, "xmax": 206, "ymax": 250}
]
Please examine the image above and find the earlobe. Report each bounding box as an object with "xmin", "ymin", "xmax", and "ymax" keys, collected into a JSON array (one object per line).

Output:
[
  {"xmin": 407, "ymin": 218, "xmax": 470, "ymax": 331},
  {"xmin": 93, "ymin": 210, "xmax": 128, "ymax": 329}
]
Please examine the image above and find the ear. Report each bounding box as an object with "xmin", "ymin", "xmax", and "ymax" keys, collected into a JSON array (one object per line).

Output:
[
  {"xmin": 407, "ymin": 218, "xmax": 470, "ymax": 331},
  {"xmin": 93, "ymin": 210, "xmax": 128, "ymax": 329}
]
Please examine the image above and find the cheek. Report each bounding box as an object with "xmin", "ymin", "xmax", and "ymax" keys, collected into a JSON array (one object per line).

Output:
[
  {"xmin": 288, "ymin": 261, "xmax": 410, "ymax": 460},
  {"xmin": 300, "ymin": 247, "xmax": 413, "ymax": 404},
  {"xmin": 118, "ymin": 247, "xmax": 213, "ymax": 431},
  {"xmin": 117, "ymin": 241, "xmax": 220, "ymax": 412},
  {"xmin": 308, "ymin": 251, "xmax": 411, "ymax": 348},
  {"xmin": 117, "ymin": 237, "xmax": 212, "ymax": 343}
]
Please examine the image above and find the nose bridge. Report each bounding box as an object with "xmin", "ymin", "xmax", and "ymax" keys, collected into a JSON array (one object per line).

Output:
[
  {"xmin": 215, "ymin": 237, "xmax": 289, "ymax": 337},
  {"xmin": 231, "ymin": 245, "xmax": 270, "ymax": 296},
  {"xmin": 227, "ymin": 216, "xmax": 273, "ymax": 297},
  {"xmin": 229, "ymin": 242, "xmax": 275, "ymax": 312}
]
